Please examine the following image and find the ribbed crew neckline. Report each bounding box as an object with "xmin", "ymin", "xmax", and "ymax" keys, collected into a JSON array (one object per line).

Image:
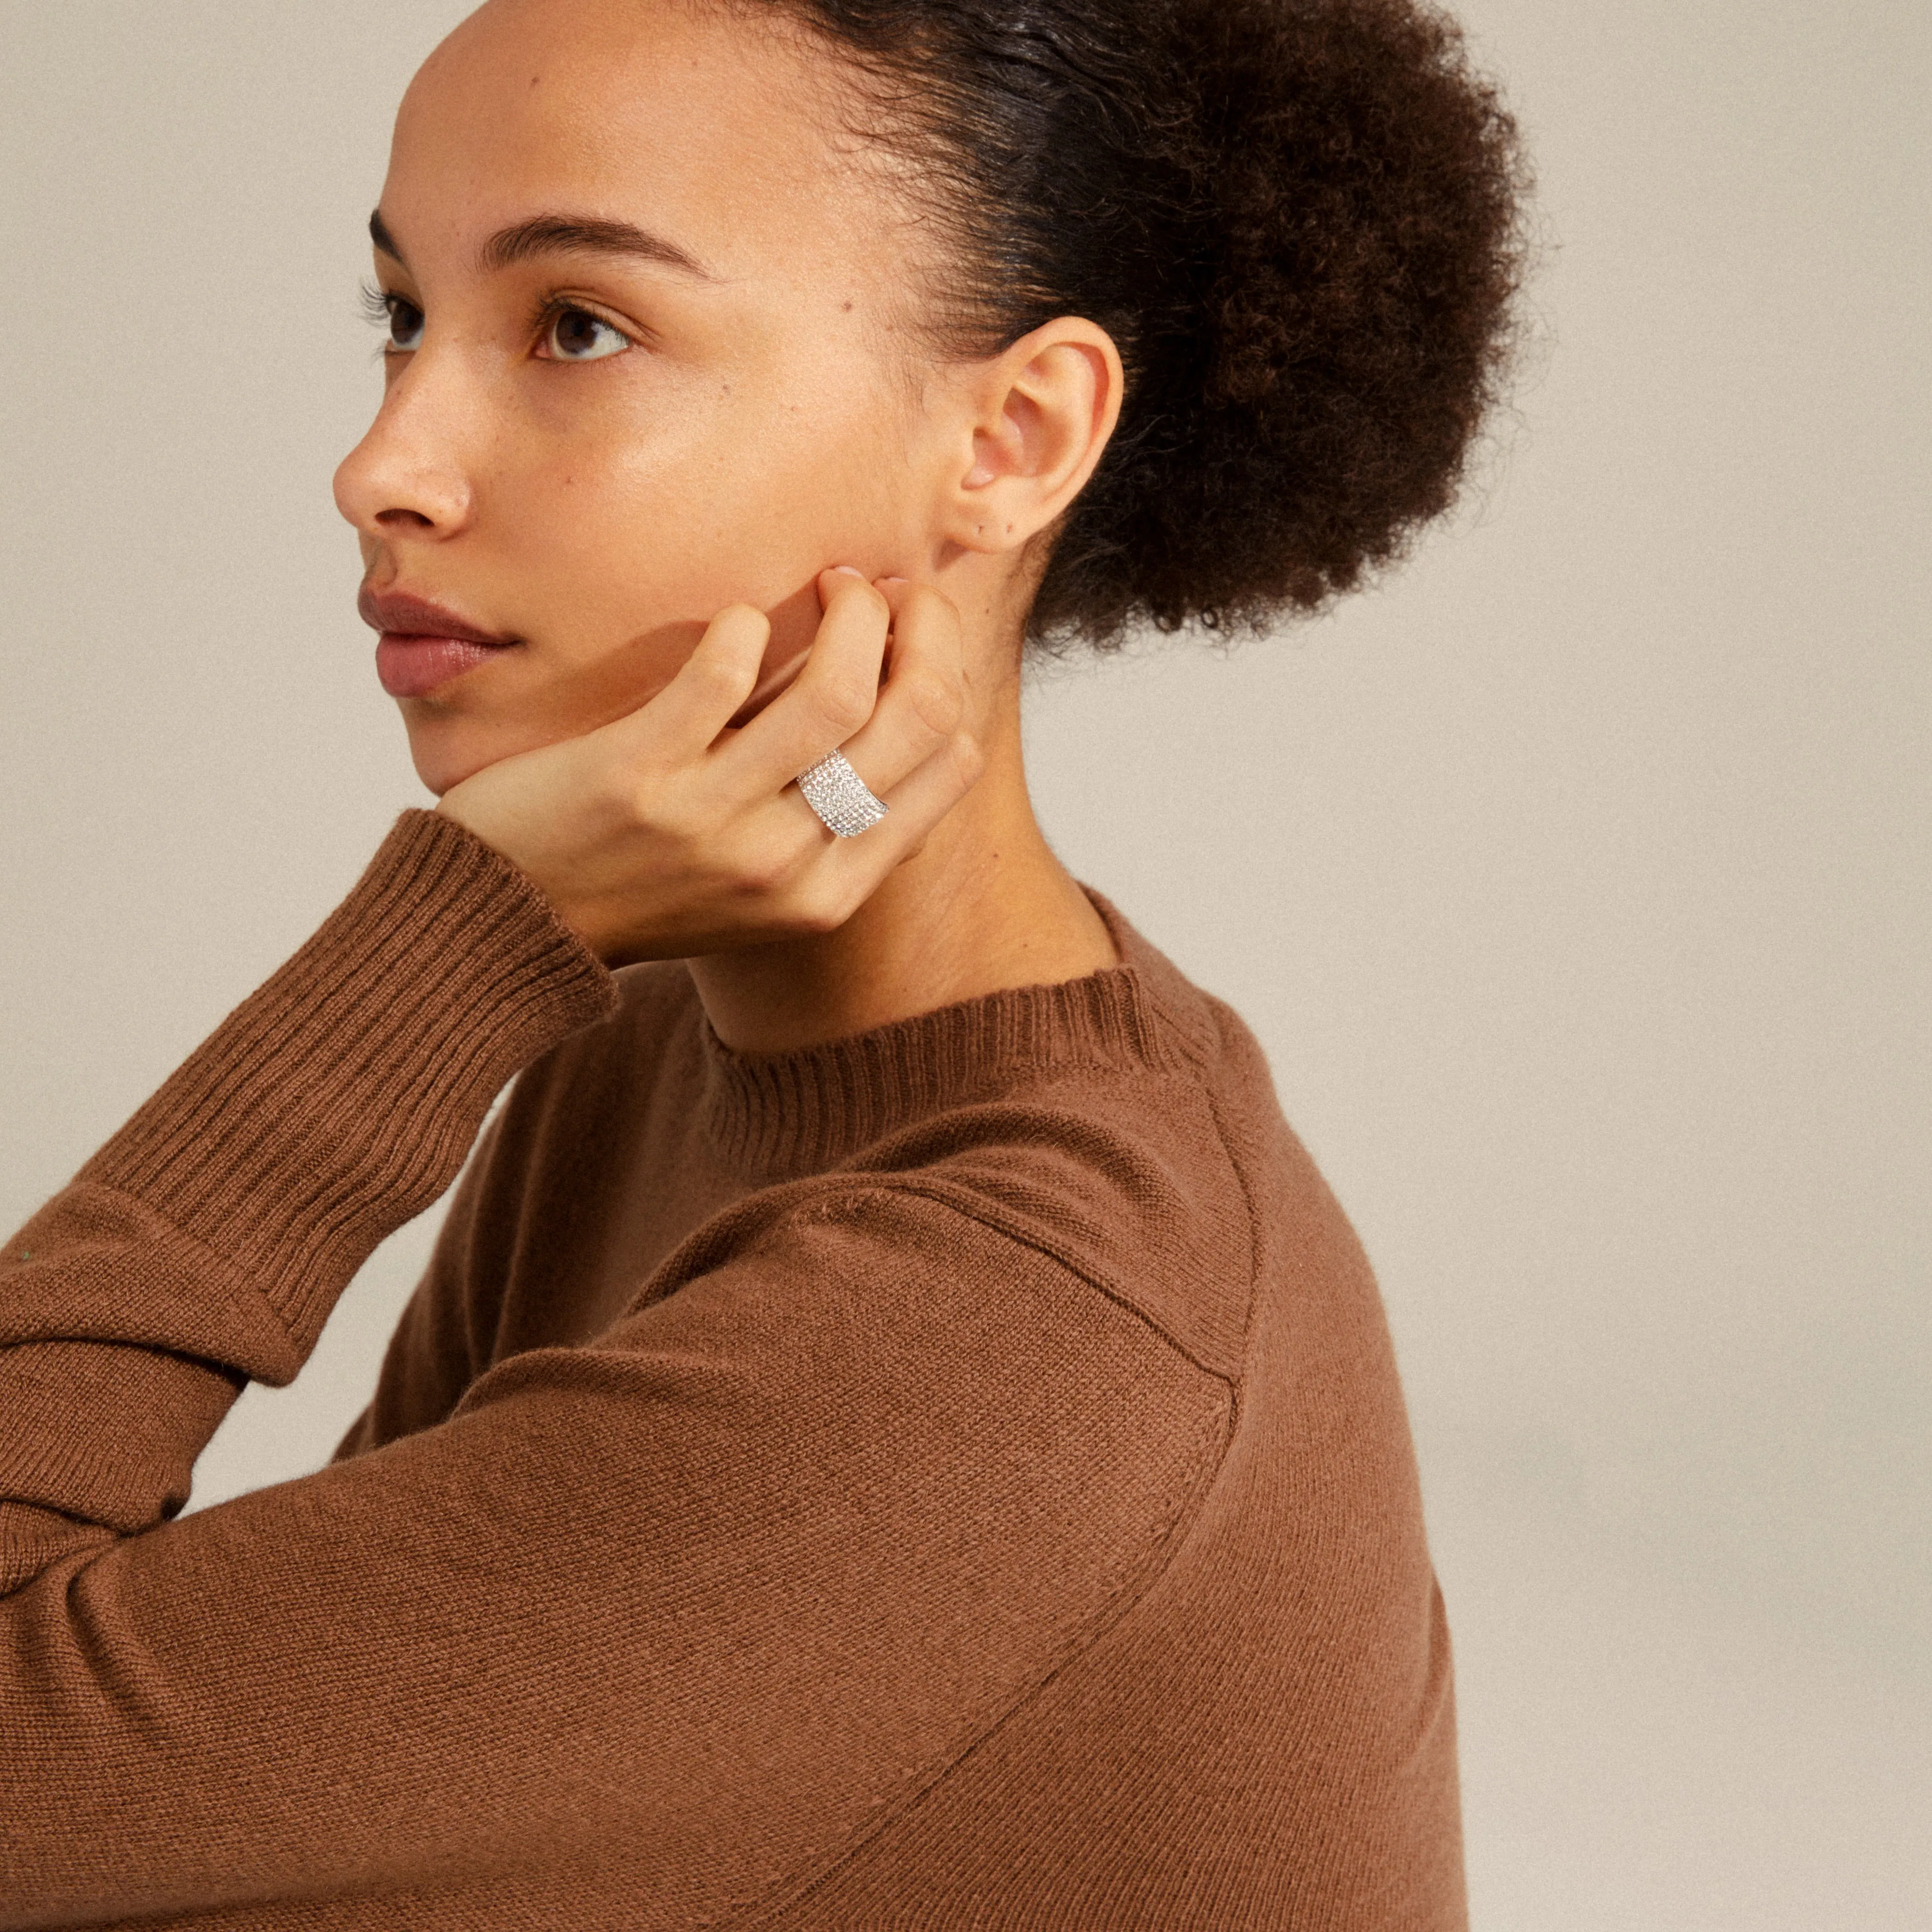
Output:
[{"xmin": 694, "ymin": 885, "xmax": 1215, "ymax": 1175}]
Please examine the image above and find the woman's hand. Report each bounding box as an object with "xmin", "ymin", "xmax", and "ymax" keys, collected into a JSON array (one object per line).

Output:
[{"xmin": 436, "ymin": 570, "xmax": 984, "ymax": 965}]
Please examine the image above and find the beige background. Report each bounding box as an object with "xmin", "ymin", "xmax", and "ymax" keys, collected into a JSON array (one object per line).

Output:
[{"xmin": 2, "ymin": 1, "xmax": 1926, "ymax": 1923}]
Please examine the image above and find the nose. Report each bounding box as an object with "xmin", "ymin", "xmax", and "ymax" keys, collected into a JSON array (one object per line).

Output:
[{"xmin": 333, "ymin": 355, "xmax": 477, "ymax": 542}]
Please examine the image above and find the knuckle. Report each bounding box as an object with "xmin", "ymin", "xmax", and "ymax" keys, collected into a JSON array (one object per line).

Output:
[
  {"xmin": 900, "ymin": 668, "xmax": 964, "ymax": 741},
  {"xmin": 736, "ymin": 845, "xmax": 793, "ymax": 897},
  {"xmin": 694, "ymin": 648, "xmax": 756, "ymax": 707},
  {"xmin": 952, "ymin": 730, "xmax": 986, "ymax": 786},
  {"xmin": 651, "ymin": 790, "xmax": 705, "ymax": 845},
  {"xmin": 692, "ymin": 648, "xmax": 745, "ymax": 696},
  {"xmin": 811, "ymin": 675, "xmax": 875, "ymax": 740},
  {"xmin": 794, "ymin": 882, "xmax": 856, "ymax": 937},
  {"xmin": 903, "ymin": 582, "xmax": 960, "ymax": 637},
  {"xmin": 598, "ymin": 766, "xmax": 653, "ymax": 826}
]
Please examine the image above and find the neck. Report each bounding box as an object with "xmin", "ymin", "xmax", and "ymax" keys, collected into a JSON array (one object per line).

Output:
[{"xmin": 687, "ymin": 670, "xmax": 1118, "ymax": 1055}]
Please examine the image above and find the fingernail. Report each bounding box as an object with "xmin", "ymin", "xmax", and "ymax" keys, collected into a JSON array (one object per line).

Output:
[
  {"xmin": 830, "ymin": 565, "xmax": 865, "ymax": 578},
  {"xmin": 879, "ymin": 575, "xmax": 909, "ymax": 586}
]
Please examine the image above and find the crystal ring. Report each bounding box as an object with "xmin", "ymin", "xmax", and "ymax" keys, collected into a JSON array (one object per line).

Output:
[{"xmin": 795, "ymin": 749, "xmax": 889, "ymax": 838}]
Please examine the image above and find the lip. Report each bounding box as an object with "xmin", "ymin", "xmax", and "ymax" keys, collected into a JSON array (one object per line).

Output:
[
  {"xmin": 358, "ymin": 586, "xmax": 522, "ymax": 699},
  {"xmin": 357, "ymin": 586, "xmax": 519, "ymax": 646}
]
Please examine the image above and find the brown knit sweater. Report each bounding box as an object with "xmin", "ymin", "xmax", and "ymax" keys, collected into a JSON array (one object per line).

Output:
[{"xmin": 0, "ymin": 810, "xmax": 1463, "ymax": 1929}]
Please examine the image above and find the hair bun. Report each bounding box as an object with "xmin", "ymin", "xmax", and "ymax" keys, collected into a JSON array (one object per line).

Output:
[{"xmin": 773, "ymin": 0, "xmax": 1532, "ymax": 650}]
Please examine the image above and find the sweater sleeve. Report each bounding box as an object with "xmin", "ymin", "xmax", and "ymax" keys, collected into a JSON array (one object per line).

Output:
[
  {"xmin": 0, "ymin": 817, "xmax": 1234, "ymax": 1929},
  {"xmin": 326, "ymin": 1108, "xmax": 512, "ymax": 1465},
  {"xmin": 0, "ymin": 810, "xmax": 615, "ymax": 1572}
]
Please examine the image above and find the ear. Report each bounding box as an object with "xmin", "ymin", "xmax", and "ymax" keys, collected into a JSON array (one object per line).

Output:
[{"xmin": 938, "ymin": 317, "xmax": 1125, "ymax": 556}]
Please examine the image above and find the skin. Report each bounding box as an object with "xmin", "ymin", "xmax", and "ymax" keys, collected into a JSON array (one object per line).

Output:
[{"xmin": 333, "ymin": 0, "xmax": 1126, "ymax": 1052}]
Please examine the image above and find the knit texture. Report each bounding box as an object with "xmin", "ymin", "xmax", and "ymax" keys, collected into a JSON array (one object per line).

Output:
[{"xmin": 0, "ymin": 810, "xmax": 1463, "ymax": 1929}]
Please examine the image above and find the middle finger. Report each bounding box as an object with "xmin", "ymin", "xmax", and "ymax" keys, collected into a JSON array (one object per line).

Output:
[
  {"xmin": 810, "ymin": 580, "xmax": 966, "ymax": 806},
  {"xmin": 720, "ymin": 570, "xmax": 892, "ymax": 798}
]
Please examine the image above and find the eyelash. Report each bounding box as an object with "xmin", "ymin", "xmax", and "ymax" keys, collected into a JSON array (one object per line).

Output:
[
  {"xmin": 358, "ymin": 280, "xmax": 400, "ymax": 330},
  {"xmin": 356, "ymin": 281, "xmax": 638, "ymax": 358}
]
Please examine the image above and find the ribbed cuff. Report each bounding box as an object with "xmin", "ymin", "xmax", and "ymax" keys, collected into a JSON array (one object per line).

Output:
[{"xmin": 78, "ymin": 810, "xmax": 617, "ymax": 1357}]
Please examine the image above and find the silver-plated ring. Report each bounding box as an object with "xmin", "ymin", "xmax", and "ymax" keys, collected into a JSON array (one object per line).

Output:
[{"xmin": 795, "ymin": 748, "xmax": 889, "ymax": 838}]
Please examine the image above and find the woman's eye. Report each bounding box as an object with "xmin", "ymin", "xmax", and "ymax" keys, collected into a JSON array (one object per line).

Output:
[
  {"xmin": 359, "ymin": 284, "xmax": 424, "ymax": 353},
  {"xmin": 383, "ymin": 297, "xmax": 424, "ymax": 353},
  {"xmin": 540, "ymin": 306, "xmax": 633, "ymax": 362}
]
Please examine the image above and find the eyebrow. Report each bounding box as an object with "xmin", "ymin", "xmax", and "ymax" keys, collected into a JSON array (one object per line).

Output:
[{"xmin": 367, "ymin": 208, "xmax": 716, "ymax": 282}]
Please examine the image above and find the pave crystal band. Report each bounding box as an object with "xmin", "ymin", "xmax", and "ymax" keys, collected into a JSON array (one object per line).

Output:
[{"xmin": 795, "ymin": 749, "xmax": 890, "ymax": 838}]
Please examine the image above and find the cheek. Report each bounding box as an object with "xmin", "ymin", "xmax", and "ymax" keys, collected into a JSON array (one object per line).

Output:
[
  {"xmin": 404, "ymin": 350, "xmax": 920, "ymax": 789},
  {"xmin": 507, "ymin": 365, "xmax": 913, "ymax": 629}
]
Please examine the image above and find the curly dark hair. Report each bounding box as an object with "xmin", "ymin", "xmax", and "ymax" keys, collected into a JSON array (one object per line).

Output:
[{"xmin": 744, "ymin": 0, "xmax": 1530, "ymax": 653}]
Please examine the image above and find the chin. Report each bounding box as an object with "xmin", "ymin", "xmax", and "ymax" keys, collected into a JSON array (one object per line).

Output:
[{"xmin": 401, "ymin": 714, "xmax": 505, "ymax": 798}]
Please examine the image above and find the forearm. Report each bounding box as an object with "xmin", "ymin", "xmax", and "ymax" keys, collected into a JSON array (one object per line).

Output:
[{"xmin": 0, "ymin": 810, "xmax": 614, "ymax": 1579}]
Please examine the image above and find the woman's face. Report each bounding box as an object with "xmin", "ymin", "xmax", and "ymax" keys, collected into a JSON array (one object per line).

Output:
[{"xmin": 334, "ymin": 0, "xmax": 941, "ymax": 794}]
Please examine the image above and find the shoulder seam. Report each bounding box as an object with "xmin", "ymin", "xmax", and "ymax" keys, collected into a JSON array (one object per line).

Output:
[
  {"xmin": 1201, "ymin": 1081, "xmax": 1263, "ymax": 1411},
  {"xmin": 717, "ymin": 1359, "xmax": 1234, "ymax": 1930},
  {"xmin": 832, "ymin": 1175, "xmax": 1236, "ymax": 1395}
]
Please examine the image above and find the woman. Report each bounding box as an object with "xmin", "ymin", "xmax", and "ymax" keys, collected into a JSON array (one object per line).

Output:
[{"xmin": 0, "ymin": 0, "xmax": 1523, "ymax": 1923}]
